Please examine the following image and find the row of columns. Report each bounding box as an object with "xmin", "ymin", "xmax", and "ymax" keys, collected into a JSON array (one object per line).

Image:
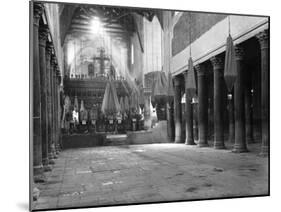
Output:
[
  {"xmin": 33, "ymin": 3, "xmax": 62, "ymax": 183},
  {"xmin": 169, "ymin": 29, "xmax": 268, "ymax": 155}
]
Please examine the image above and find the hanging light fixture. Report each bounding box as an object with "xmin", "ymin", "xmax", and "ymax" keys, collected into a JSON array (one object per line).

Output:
[
  {"xmin": 185, "ymin": 12, "xmax": 196, "ymax": 98},
  {"xmin": 224, "ymin": 16, "xmax": 237, "ymax": 92}
]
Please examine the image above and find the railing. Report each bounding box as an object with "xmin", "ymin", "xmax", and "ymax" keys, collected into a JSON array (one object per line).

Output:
[{"xmin": 66, "ymin": 74, "xmax": 126, "ymax": 81}]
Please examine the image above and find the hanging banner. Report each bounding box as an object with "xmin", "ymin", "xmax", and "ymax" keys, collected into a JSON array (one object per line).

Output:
[
  {"xmin": 80, "ymin": 100, "xmax": 88, "ymax": 121},
  {"xmin": 186, "ymin": 57, "xmax": 197, "ymax": 98},
  {"xmin": 224, "ymin": 35, "xmax": 237, "ymax": 92},
  {"xmin": 153, "ymin": 71, "xmax": 168, "ymax": 102},
  {"xmin": 124, "ymin": 95, "xmax": 130, "ymax": 113},
  {"xmin": 167, "ymin": 72, "xmax": 174, "ymax": 103},
  {"xmin": 101, "ymin": 79, "xmax": 121, "ymax": 115},
  {"xmin": 120, "ymin": 96, "xmax": 125, "ymax": 114}
]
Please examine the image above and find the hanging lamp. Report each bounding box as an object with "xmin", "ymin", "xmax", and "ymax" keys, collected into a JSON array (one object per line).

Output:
[
  {"xmin": 185, "ymin": 12, "xmax": 196, "ymax": 99},
  {"xmin": 224, "ymin": 16, "xmax": 237, "ymax": 92}
]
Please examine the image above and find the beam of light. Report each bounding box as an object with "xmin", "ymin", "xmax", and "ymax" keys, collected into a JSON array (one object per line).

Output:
[{"xmin": 90, "ymin": 17, "xmax": 103, "ymax": 34}]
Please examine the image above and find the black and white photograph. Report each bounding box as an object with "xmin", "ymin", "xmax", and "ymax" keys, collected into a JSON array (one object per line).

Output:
[{"xmin": 29, "ymin": 0, "xmax": 269, "ymax": 211}]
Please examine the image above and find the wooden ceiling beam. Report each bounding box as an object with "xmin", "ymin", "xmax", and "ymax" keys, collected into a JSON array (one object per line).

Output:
[{"xmin": 69, "ymin": 28, "xmax": 130, "ymax": 35}]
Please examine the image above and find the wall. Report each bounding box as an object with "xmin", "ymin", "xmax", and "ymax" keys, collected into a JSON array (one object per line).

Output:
[
  {"xmin": 172, "ymin": 12, "xmax": 226, "ymax": 56},
  {"xmin": 171, "ymin": 13, "xmax": 268, "ymax": 75}
]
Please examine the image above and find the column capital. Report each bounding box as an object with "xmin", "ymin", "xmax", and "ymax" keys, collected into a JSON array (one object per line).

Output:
[
  {"xmin": 235, "ymin": 45, "xmax": 245, "ymax": 60},
  {"xmin": 210, "ymin": 56, "xmax": 224, "ymax": 70},
  {"xmin": 195, "ymin": 63, "xmax": 207, "ymax": 76},
  {"xmin": 46, "ymin": 41, "xmax": 53, "ymax": 59},
  {"xmin": 39, "ymin": 25, "xmax": 49, "ymax": 47},
  {"xmin": 33, "ymin": 3, "xmax": 44, "ymax": 26},
  {"xmin": 173, "ymin": 76, "xmax": 181, "ymax": 86},
  {"xmin": 51, "ymin": 54, "xmax": 57, "ymax": 67},
  {"xmin": 256, "ymin": 29, "xmax": 269, "ymax": 50}
]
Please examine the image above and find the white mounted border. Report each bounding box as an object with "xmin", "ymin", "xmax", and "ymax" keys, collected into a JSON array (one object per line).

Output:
[{"xmin": 171, "ymin": 15, "xmax": 269, "ymax": 76}]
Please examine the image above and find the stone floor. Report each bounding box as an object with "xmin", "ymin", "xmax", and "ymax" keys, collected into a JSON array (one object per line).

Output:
[{"xmin": 33, "ymin": 142, "xmax": 268, "ymax": 210}]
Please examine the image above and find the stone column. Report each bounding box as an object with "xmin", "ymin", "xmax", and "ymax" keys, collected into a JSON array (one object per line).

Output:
[
  {"xmin": 46, "ymin": 41, "xmax": 55, "ymax": 165},
  {"xmin": 196, "ymin": 64, "xmax": 209, "ymax": 147},
  {"xmin": 53, "ymin": 66, "xmax": 59, "ymax": 155},
  {"xmin": 174, "ymin": 76, "xmax": 183, "ymax": 143},
  {"xmin": 192, "ymin": 99, "xmax": 199, "ymax": 141},
  {"xmin": 210, "ymin": 56, "xmax": 225, "ymax": 149},
  {"xmin": 245, "ymin": 76, "xmax": 254, "ymax": 144},
  {"xmin": 55, "ymin": 75, "xmax": 61, "ymax": 153},
  {"xmin": 167, "ymin": 101, "xmax": 175, "ymax": 142},
  {"xmin": 257, "ymin": 30, "xmax": 269, "ymax": 156},
  {"xmin": 51, "ymin": 55, "xmax": 58, "ymax": 158},
  {"xmin": 32, "ymin": 3, "xmax": 45, "ymax": 183},
  {"xmin": 228, "ymin": 92, "xmax": 235, "ymax": 143},
  {"xmin": 39, "ymin": 24, "xmax": 51, "ymax": 172},
  {"xmin": 184, "ymin": 71, "xmax": 195, "ymax": 145},
  {"xmin": 233, "ymin": 46, "xmax": 248, "ymax": 152}
]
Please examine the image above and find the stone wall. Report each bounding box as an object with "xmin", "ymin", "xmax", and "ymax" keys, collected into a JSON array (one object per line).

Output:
[{"xmin": 172, "ymin": 12, "xmax": 226, "ymax": 56}]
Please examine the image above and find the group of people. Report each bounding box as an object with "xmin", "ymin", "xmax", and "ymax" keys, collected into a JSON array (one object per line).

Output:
[{"xmin": 61, "ymin": 95, "xmax": 144, "ymax": 134}]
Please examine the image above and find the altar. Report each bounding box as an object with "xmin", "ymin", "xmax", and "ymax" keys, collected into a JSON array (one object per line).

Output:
[{"xmin": 62, "ymin": 46, "xmax": 145, "ymax": 136}]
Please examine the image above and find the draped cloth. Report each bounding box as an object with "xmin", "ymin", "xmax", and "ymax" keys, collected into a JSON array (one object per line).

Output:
[
  {"xmin": 185, "ymin": 57, "xmax": 197, "ymax": 98},
  {"xmin": 153, "ymin": 71, "xmax": 168, "ymax": 100},
  {"xmin": 151, "ymin": 71, "xmax": 168, "ymax": 107},
  {"xmin": 101, "ymin": 78, "xmax": 121, "ymax": 116},
  {"xmin": 224, "ymin": 35, "xmax": 237, "ymax": 92},
  {"xmin": 130, "ymin": 91, "xmax": 139, "ymax": 112},
  {"xmin": 124, "ymin": 96, "xmax": 130, "ymax": 113},
  {"xmin": 167, "ymin": 72, "xmax": 174, "ymax": 103},
  {"xmin": 119, "ymin": 96, "xmax": 125, "ymax": 114},
  {"xmin": 80, "ymin": 100, "xmax": 88, "ymax": 121}
]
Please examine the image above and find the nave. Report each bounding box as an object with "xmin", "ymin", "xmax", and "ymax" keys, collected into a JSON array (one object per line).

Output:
[{"xmin": 31, "ymin": 1, "xmax": 269, "ymax": 210}]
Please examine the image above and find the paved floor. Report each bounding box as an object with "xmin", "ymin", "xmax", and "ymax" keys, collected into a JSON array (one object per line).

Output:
[{"xmin": 33, "ymin": 142, "xmax": 268, "ymax": 210}]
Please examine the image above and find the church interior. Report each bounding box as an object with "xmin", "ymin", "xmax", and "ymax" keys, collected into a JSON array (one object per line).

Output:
[{"xmin": 31, "ymin": 1, "xmax": 269, "ymax": 210}]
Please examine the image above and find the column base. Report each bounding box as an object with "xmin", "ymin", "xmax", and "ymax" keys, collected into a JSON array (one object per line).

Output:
[
  {"xmin": 34, "ymin": 165, "xmax": 46, "ymax": 183},
  {"xmin": 53, "ymin": 153, "xmax": 58, "ymax": 159},
  {"xmin": 197, "ymin": 141, "xmax": 209, "ymax": 147},
  {"xmin": 42, "ymin": 158, "xmax": 52, "ymax": 172},
  {"xmin": 33, "ymin": 186, "xmax": 40, "ymax": 201},
  {"xmin": 48, "ymin": 152, "xmax": 54, "ymax": 159},
  {"xmin": 174, "ymin": 137, "xmax": 183, "ymax": 143},
  {"xmin": 214, "ymin": 141, "xmax": 226, "ymax": 149},
  {"xmin": 34, "ymin": 174, "xmax": 46, "ymax": 183},
  {"xmin": 49, "ymin": 158, "xmax": 55, "ymax": 165},
  {"xmin": 185, "ymin": 139, "xmax": 196, "ymax": 145},
  {"xmin": 55, "ymin": 144, "xmax": 60, "ymax": 155},
  {"xmin": 259, "ymin": 145, "xmax": 268, "ymax": 157},
  {"xmin": 232, "ymin": 144, "xmax": 248, "ymax": 153}
]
